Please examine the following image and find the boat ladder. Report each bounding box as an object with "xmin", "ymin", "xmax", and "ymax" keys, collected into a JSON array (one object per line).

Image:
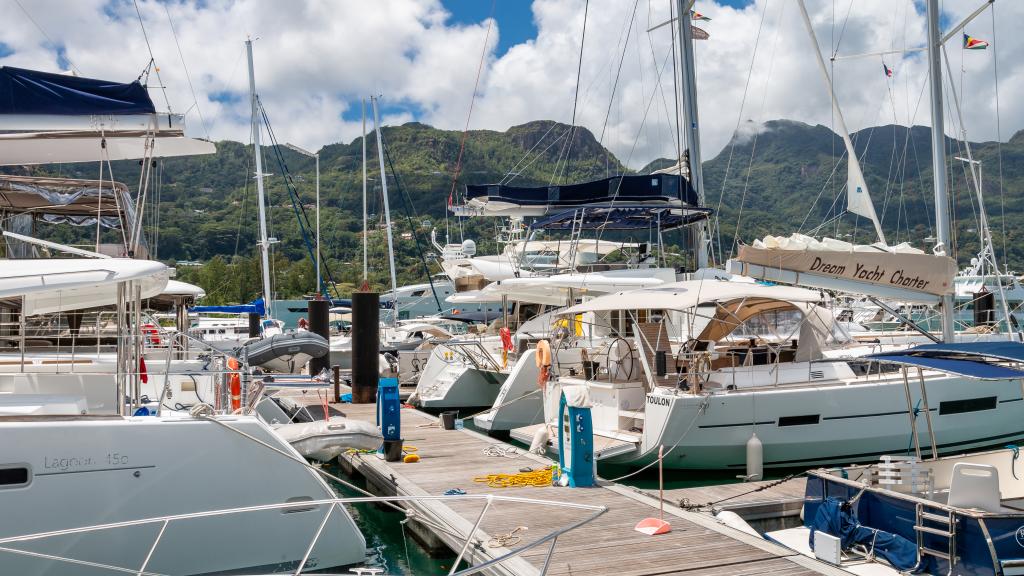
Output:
[
  {"xmin": 914, "ymin": 502, "xmax": 957, "ymax": 574},
  {"xmin": 564, "ymin": 209, "xmax": 586, "ymax": 270}
]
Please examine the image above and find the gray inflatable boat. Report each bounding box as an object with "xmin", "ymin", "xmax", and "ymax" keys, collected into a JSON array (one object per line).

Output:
[{"xmin": 238, "ymin": 331, "xmax": 328, "ymax": 373}]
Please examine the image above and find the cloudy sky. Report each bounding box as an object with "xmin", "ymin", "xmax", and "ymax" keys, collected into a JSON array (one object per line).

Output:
[{"xmin": 1, "ymin": 0, "xmax": 1019, "ymax": 168}]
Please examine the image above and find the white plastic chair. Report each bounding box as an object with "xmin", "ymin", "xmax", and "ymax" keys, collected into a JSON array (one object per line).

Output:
[{"xmin": 948, "ymin": 462, "xmax": 1001, "ymax": 512}]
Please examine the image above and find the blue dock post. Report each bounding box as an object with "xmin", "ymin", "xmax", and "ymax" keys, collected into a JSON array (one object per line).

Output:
[
  {"xmin": 557, "ymin": 388, "xmax": 595, "ymax": 487},
  {"xmin": 377, "ymin": 377, "xmax": 402, "ymax": 461}
]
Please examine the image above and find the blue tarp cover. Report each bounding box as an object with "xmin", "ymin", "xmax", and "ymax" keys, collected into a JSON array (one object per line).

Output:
[
  {"xmin": 0, "ymin": 66, "xmax": 155, "ymax": 115},
  {"xmin": 191, "ymin": 298, "xmax": 266, "ymax": 316},
  {"xmin": 867, "ymin": 354, "xmax": 1024, "ymax": 380},
  {"xmin": 531, "ymin": 205, "xmax": 710, "ymax": 231},
  {"xmin": 810, "ymin": 497, "xmax": 921, "ymax": 572},
  {"xmin": 867, "ymin": 341, "xmax": 1024, "ymax": 380},
  {"xmin": 874, "ymin": 341, "xmax": 1024, "ymax": 364}
]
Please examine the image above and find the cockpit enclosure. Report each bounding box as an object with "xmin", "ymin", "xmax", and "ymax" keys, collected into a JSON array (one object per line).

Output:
[{"xmin": 554, "ymin": 280, "xmax": 853, "ymax": 392}]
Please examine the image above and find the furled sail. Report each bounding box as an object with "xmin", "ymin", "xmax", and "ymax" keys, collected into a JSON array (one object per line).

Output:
[{"xmin": 846, "ymin": 152, "xmax": 884, "ymax": 242}]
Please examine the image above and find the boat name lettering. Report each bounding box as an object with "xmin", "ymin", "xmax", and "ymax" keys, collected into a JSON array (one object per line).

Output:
[
  {"xmin": 43, "ymin": 455, "xmax": 94, "ymax": 471},
  {"xmin": 890, "ymin": 269, "xmax": 930, "ymax": 291},
  {"xmin": 809, "ymin": 257, "xmax": 846, "ymax": 276},
  {"xmin": 647, "ymin": 395, "xmax": 671, "ymax": 407},
  {"xmin": 853, "ymin": 263, "xmax": 885, "ymax": 282}
]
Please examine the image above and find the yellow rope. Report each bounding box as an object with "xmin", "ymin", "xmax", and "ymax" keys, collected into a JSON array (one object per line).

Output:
[{"xmin": 473, "ymin": 466, "xmax": 556, "ymax": 488}]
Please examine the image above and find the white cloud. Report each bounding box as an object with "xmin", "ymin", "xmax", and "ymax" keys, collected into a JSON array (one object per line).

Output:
[{"xmin": 1, "ymin": 0, "xmax": 1021, "ymax": 169}]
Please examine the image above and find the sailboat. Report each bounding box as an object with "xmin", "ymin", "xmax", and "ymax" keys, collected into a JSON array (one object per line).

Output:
[
  {"xmin": 0, "ymin": 63, "xmax": 367, "ymax": 572},
  {"xmin": 510, "ymin": 0, "xmax": 1024, "ymax": 473},
  {"xmin": 228, "ymin": 40, "xmax": 329, "ymax": 374}
]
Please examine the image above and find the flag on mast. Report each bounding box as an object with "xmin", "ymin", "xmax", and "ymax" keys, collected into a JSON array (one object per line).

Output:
[
  {"xmin": 963, "ymin": 33, "xmax": 990, "ymax": 50},
  {"xmin": 691, "ymin": 10, "xmax": 711, "ymax": 21},
  {"xmin": 883, "ymin": 63, "xmax": 893, "ymax": 78}
]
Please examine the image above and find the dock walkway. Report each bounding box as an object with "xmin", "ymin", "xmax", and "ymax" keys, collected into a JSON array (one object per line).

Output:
[{"xmin": 317, "ymin": 400, "xmax": 837, "ymax": 576}]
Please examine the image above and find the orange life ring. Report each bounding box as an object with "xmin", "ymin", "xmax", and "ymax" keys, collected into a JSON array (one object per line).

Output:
[
  {"xmin": 535, "ymin": 339, "xmax": 551, "ymax": 388},
  {"xmin": 227, "ymin": 357, "xmax": 241, "ymax": 412}
]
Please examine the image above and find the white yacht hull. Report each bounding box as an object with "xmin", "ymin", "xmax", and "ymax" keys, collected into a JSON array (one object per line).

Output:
[
  {"xmin": 474, "ymin": 349, "xmax": 544, "ymax": 432},
  {"xmin": 608, "ymin": 369, "xmax": 1024, "ymax": 470},
  {"xmin": 0, "ymin": 415, "xmax": 366, "ymax": 574},
  {"xmin": 413, "ymin": 346, "xmax": 507, "ymax": 410}
]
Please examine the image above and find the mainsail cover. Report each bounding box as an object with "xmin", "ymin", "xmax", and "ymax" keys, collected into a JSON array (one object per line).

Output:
[
  {"xmin": 461, "ymin": 173, "xmax": 698, "ymax": 216},
  {"xmin": 0, "ymin": 67, "xmax": 156, "ymax": 115},
  {"xmin": 729, "ymin": 234, "xmax": 957, "ymax": 302}
]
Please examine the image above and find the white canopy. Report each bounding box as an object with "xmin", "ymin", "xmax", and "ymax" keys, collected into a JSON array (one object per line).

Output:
[
  {"xmin": 0, "ymin": 134, "xmax": 216, "ymax": 165},
  {"xmin": 560, "ymin": 279, "xmax": 824, "ymax": 315},
  {"xmin": 0, "ymin": 259, "xmax": 170, "ymax": 315},
  {"xmin": 447, "ymin": 269, "xmax": 676, "ymax": 306},
  {"xmin": 395, "ymin": 322, "xmax": 452, "ymax": 339},
  {"xmin": 161, "ymin": 280, "xmax": 205, "ymax": 299}
]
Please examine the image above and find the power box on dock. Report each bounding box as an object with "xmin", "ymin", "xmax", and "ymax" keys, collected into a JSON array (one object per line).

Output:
[
  {"xmin": 558, "ymin": 386, "xmax": 595, "ymax": 488},
  {"xmin": 376, "ymin": 377, "xmax": 400, "ymax": 441}
]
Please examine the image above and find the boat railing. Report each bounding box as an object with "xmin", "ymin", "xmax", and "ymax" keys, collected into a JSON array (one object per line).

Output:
[
  {"xmin": 443, "ymin": 340, "xmax": 503, "ymax": 372},
  {"xmin": 0, "ymin": 493, "xmax": 606, "ymax": 576}
]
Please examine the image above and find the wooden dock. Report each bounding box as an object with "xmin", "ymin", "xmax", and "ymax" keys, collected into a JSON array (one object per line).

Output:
[{"xmin": 283, "ymin": 393, "xmax": 840, "ymax": 576}]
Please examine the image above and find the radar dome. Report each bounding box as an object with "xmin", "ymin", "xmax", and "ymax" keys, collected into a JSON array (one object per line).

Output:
[{"xmin": 461, "ymin": 239, "xmax": 477, "ymax": 256}]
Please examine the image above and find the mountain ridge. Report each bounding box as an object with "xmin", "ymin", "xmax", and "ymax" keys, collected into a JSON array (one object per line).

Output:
[{"xmin": 4, "ymin": 118, "xmax": 1022, "ymax": 303}]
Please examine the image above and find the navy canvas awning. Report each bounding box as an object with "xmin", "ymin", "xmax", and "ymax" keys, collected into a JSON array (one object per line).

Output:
[
  {"xmin": 531, "ymin": 205, "xmax": 711, "ymax": 232},
  {"xmin": 0, "ymin": 67, "xmax": 156, "ymax": 115},
  {"xmin": 866, "ymin": 341, "xmax": 1024, "ymax": 380},
  {"xmin": 465, "ymin": 173, "xmax": 699, "ymax": 209}
]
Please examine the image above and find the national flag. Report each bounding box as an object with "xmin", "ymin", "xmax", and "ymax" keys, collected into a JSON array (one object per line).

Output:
[
  {"xmin": 883, "ymin": 63, "xmax": 893, "ymax": 78},
  {"xmin": 963, "ymin": 33, "xmax": 990, "ymax": 50},
  {"xmin": 691, "ymin": 10, "xmax": 711, "ymax": 21}
]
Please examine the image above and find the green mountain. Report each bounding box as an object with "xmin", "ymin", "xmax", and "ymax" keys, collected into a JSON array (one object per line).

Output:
[{"xmin": 6, "ymin": 118, "xmax": 1023, "ymax": 304}]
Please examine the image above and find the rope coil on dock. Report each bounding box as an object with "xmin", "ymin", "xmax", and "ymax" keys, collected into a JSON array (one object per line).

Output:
[{"xmin": 474, "ymin": 466, "xmax": 556, "ymax": 488}]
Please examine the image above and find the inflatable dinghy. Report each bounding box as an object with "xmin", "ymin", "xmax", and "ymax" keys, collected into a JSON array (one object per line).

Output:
[
  {"xmin": 238, "ymin": 331, "xmax": 328, "ymax": 373},
  {"xmin": 274, "ymin": 417, "xmax": 383, "ymax": 461}
]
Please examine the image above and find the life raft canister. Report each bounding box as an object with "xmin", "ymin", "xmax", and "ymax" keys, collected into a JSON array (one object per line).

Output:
[{"xmin": 141, "ymin": 323, "xmax": 161, "ymax": 347}]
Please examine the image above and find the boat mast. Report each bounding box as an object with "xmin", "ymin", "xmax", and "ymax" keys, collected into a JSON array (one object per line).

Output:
[
  {"xmin": 246, "ymin": 38, "xmax": 273, "ymax": 319},
  {"xmin": 362, "ymin": 98, "xmax": 369, "ymax": 282},
  {"xmin": 796, "ymin": 0, "xmax": 886, "ymax": 246},
  {"xmin": 674, "ymin": 0, "xmax": 708, "ymax": 269},
  {"xmin": 926, "ymin": 0, "xmax": 954, "ymax": 342},
  {"xmin": 370, "ymin": 96, "xmax": 399, "ymax": 328}
]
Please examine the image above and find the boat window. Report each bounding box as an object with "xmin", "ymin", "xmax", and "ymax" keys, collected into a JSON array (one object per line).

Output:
[
  {"xmin": 0, "ymin": 465, "xmax": 30, "ymax": 488},
  {"xmin": 939, "ymin": 396, "xmax": 997, "ymax": 415},
  {"xmin": 282, "ymin": 495, "xmax": 317, "ymax": 513},
  {"xmin": 778, "ymin": 415, "xmax": 820, "ymax": 426},
  {"xmin": 410, "ymin": 290, "xmax": 426, "ymax": 297}
]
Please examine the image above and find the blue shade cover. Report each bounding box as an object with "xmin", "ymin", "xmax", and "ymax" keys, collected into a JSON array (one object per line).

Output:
[
  {"xmin": 867, "ymin": 354, "xmax": 1024, "ymax": 380},
  {"xmin": 191, "ymin": 298, "xmax": 266, "ymax": 316},
  {"xmin": 874, "ymin": 341, "xmax": 1024, "ymax": 363},
  {"xmin": 0, "ymin": 66, "xmax": 156, "ymax": 115}
]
